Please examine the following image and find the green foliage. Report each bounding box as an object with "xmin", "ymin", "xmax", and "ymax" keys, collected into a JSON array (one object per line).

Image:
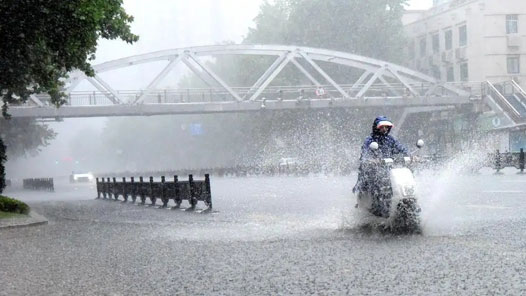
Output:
[
  {"xmin": 0, "ymin": 0, "xmax": 139, "ymax": 117},
  {"xmin": 0, "ymin": 118, "xmax": 57, "ymax": 157},
  {"xmin": 245, "ymin": 0, "xmax": 408, "ymax": 62},
  {"xmin": 180, "ymin": 0, "xmax": 409, "ymax": 88},
  {"xmin": 236, "ymin": 0, "xmax": 409, "ymax": 86},
  {"xmin": 0, "ymin": 195, "xmax": 30, "ymax": 215},
  {"xmin": 0, "ymin": 211, "xmax": 26, "ymax": 219},
  {"xmin": 0, "ymin": 137, "xmax": 5, "ymax": 193}
]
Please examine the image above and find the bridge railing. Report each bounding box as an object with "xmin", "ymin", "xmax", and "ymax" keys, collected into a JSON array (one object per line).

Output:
[
  {"xmin": 440, "ymin": 81, "xmax": 484, "ymax": 97},
  {"xmin": 35, "ymin": 92, "xmax": 116, "ymax": 106},
  {"xmin": 117, "ymin": 82, "xmax": 472, "ymax": 103},
  {"xmin": 24, "ymin": 82, "xmax": 478, "ymax": 107}
]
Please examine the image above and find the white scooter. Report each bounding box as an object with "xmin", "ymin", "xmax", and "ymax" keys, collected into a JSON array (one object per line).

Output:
[{"xmin": 355, "ymin": 140, "xmax": 424, "ymax": 233}]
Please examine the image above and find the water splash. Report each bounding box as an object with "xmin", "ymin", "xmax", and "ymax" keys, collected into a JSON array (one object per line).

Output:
[{"xmin": 417, "ymin": 149, "xmax": 490, "ymax": 236}]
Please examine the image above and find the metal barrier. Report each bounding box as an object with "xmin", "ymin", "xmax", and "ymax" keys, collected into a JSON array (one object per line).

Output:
[
  {"xmin": 22, "ymin": 178, "xmax": 54, "ymax": 191},
  {"xmin": 95, "ymin": 174, "xmax": 212, "ymax": 212},
  {"xmin": 491, "ymin": 149, "xmax": 526, "ymax": 174},
  {"xmin": 398, "ymin": 150, "xmax": 525, "ymax": 174}
]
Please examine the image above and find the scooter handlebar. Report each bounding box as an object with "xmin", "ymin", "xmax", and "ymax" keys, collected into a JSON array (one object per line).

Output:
[{"xmin": 362, "ymin": 155, "xmax": 417, "ymax": 167}]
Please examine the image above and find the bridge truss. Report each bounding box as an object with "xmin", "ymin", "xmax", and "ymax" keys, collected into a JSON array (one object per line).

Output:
[{"xmin": 9, "ymin": 44, "xmax": 472, "ymax": 118}]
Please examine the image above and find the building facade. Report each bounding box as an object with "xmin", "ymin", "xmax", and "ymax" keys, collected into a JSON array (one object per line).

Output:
[{"xmin": 404, "ymin": 0, "xmax": 526, "ymax": 89}]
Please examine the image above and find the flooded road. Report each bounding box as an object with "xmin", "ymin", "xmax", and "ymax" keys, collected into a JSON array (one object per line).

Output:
[{"xmin": 1, "ymin": 169, "xmax": 526, "ymax": 295}]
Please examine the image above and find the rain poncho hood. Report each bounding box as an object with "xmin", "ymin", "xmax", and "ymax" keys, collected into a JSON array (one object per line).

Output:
[
  {"xmin": 362, "ymin": 116, "xmax": 406, "ymax": 159},
  {"xmin": 372, "ymin": 116, "xmax": 393, "ymax": 135}
]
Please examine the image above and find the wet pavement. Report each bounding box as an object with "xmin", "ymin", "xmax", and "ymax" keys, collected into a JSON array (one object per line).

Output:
[{"xmin": 1, "ymin": 168, "xmax": 526, "ymax": 295}]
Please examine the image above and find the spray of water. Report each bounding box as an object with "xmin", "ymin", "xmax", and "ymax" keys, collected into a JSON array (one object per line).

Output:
[
  {"xmin": 418, "ymin": 148, "xmax": 490, "ymax": 236},
  {"xmin": 337, "ymin": 145, "xmax": 493, "ymax": 236}
]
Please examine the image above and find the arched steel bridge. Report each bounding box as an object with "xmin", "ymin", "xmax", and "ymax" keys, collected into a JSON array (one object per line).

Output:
[{"xmin": 8, "ymin": 44, "xmax": 484, "ymax": 119}]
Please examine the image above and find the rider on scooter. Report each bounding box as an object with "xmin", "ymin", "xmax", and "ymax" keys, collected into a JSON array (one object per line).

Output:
[{"xmin": 353, "ymin": 116, "xmax": 409, "ymax": 207}]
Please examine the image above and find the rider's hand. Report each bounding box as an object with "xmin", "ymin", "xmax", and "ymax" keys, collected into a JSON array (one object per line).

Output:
[
  {"xmin": 364, "ymin": 158, "xmax": 380, "ymax": 167},
  {"xmin": 366, "ymin": 158, "xmax": 380, "ymax": 165}
]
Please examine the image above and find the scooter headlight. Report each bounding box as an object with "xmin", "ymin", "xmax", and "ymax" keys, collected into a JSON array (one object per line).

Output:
[{"xmin": 402, "ymin": 185, "xmax": 416, "ymax": 197}]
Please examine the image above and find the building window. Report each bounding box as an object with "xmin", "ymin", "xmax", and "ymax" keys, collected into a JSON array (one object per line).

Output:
[
  {"xmin": 444, "ymin": 29, "xmax": 453, "ymax": 50},
  {"xmin": 508, "ymin": 55, "xmax": 520, "ymax": 74},
  {"xmin": 507, "ymin": 15, "xmax": 519, "ymax": 34},
  {"xmin": 459, "ymin": 24, "xmax": 467, "ymax": 47},
  {"xmin": 446, "ymin": 66, "xmax": 455, "ymax": 82},
  {"xmin": 419, "ymin": 36, "xmax": 427, "ymax": 57},
  {"xmin": 460, "ymin": 63, "xmax": 469, "ymax": 81},
  {"xmin": 432, "ymin": 33, "xmax": 440, "ymax": 53}
]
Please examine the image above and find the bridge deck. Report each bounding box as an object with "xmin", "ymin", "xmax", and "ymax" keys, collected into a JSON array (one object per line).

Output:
[{"xmin": 8, "ymin": 96, "xmax": 471, "ymax": 118}]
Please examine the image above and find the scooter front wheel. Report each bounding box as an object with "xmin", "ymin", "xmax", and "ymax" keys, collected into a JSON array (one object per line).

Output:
[{"xmin": 391, "ymin": 198, "xmax": 421, "ymax": 234}]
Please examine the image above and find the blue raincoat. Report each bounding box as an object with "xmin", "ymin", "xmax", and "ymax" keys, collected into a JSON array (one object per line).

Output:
[{"xmin": 353, "ymin": 116, "xmax": 408, "ymax": 193}]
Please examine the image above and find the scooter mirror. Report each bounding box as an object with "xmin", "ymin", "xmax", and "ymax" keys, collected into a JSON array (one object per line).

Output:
[
  {"xmin": 416, "ymin": 139, "xmax": 424, "ymax": 148},
  {"xmin": 369, "ymin": 142, "xmax": 379, "ymax": 150}
]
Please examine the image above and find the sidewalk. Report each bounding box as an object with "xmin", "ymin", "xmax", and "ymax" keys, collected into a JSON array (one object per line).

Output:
[{"xmin": 0, "ymin": 210, "xmax": 48, "ymax": 229}]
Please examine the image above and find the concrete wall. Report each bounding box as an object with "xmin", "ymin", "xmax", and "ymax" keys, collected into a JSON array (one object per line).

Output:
[{"xmin": 404, "ymin": 0, "xmax": 526, "ymax": 88}]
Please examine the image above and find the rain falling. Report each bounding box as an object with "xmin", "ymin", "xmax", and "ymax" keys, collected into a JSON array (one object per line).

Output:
[{"xmin": 1, "ymin": 0, "xmax": 526, "ymax": 294}]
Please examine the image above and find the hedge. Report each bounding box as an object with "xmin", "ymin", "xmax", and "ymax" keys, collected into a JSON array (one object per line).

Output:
[
  {"xmin": 0, "ymin": 195, "xmax": 30, "ymax": 214},
  {"xmin": 0, "ymin": 136, "xmax": 6, "ymax": 194}
]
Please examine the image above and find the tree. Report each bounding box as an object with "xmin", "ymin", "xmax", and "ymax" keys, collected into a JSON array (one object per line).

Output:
[
  {"xmin": 0, "ymin": 118, "xmax": 56, "ymax": 157},
  {"xmin": 245, "ymin": 0, "xmax": 408, "ymax": 63},
  {"xmin": 180, "ymin": 0, "xmax": 409, "ymax": 89},
  {"xmin": 0, "ymin": 136, "xmax": 6, "ymax": 193},
  {"xmin": 0, "ymin": 0, "xmax": 139, "ymax": 117}
]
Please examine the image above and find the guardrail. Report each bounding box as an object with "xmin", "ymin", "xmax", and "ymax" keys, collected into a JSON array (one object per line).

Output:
[
  {"xmin": 484, "ymin": 81, "xmax": 521, "ymax": 122},
  {"xmin": 411, "ymin": 150, "xmax": 526, "ymax": 174},
  {"xmin": 95, "ymin": 174, "xmax": 212, "ymax": 212},
  {"xmin": 22, "ymin": 178, "xmax": 54, "ymax": 191},
  {"xmin": 492, "ymin": 149, "xmax": 526, "ymax": 174}
]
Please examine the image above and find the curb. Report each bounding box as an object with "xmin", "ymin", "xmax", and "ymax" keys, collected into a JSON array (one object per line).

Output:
[{"xmin": 0, "ymin": 210, "xmax": 48, "ymax": 229}]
